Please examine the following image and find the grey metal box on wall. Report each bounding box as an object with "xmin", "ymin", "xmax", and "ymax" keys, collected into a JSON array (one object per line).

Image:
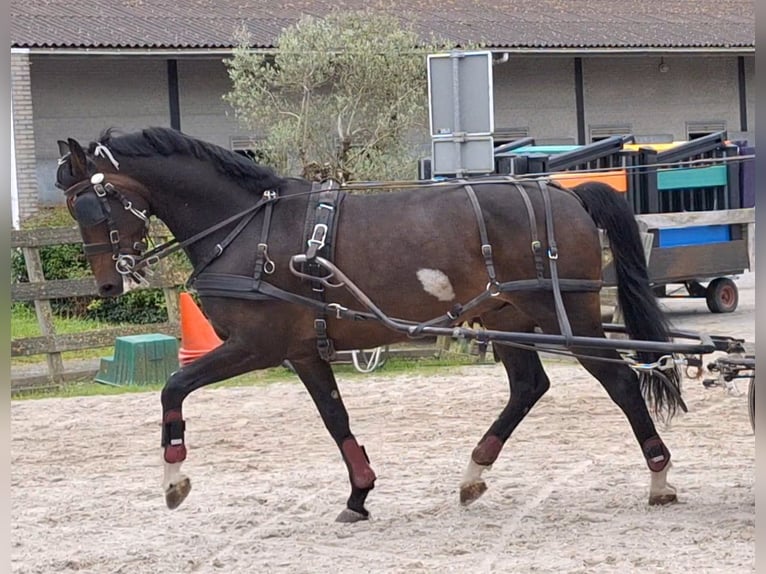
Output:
[{"xmin": 428, "ymin": 51, "xmax": 495, "ymax": 175}]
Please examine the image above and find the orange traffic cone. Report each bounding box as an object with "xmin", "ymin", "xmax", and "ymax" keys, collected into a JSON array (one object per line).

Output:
[{"xmin": 178, "ymin": 292, "xmax": 223, "ymax": 366}]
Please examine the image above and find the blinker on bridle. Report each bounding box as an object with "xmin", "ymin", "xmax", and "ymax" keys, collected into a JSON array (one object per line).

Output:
[{"xmin": 65, "ymin": 172, "xmax": 152, "ymax": 285}]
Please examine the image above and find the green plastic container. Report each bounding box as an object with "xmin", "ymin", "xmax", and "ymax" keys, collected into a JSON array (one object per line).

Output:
[{"xmin": 95, "ymin": 333, "xmax": 179, "ymax": 387}]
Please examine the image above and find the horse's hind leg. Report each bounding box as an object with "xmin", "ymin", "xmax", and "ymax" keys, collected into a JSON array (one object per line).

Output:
[
  {"xmin": 540, "ymin": 293, "xmax": 678, "ymax": 506},
  {"xmin": 460, "ymin": 308, "xmax": 549, "ymax": 505},
  {"xmin": 289, "ymin": 355, "xmax": 377, "ymax": 523},
  {"xmin": 572, "ymin": 345, "xmax": 677, "ymax": 506}
]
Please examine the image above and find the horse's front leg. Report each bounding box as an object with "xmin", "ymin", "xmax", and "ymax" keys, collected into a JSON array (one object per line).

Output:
[
  {"xmin": 290, "ymin": 355, "xmax": 377, "ymax": 523},
  {"xmin": 160, "ymin": 339, "xmax": 279, "ymax": 509}
]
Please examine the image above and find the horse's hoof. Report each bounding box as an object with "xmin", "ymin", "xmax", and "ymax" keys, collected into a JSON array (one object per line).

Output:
[
  {"xmin": 335, "ymin": 508, "xmax": 370, "ymax": 523},
  {"xmin": 165, "ymin": 477, "xmax": 192, "ymax": 509},
  {"xmin": 648, "ymin": 492, "xmax": 677, "ymax": 506},
  {"xmin": 460, "ymin": 480, "xmax": 488, "ymax": 506}
]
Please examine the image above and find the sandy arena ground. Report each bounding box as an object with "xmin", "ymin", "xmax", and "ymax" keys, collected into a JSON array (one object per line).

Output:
[{"xmin": 12, "ymin": 274, "xmax": 755, "ymax": 574}]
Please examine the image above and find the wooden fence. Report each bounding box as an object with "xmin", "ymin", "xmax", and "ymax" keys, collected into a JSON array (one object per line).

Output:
[
  {"xmin": 10, "ymin": 224, "xmax": 442, "ymax": 393},
  {"xmin": 11, "ymin": 223, "xmax": 186, "ymax": 391}
]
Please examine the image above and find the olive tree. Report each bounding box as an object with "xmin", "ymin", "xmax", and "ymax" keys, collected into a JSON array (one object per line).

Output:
[{"xmin": 224, "ymin": 11, "xmax": 445, "ymax": 182}]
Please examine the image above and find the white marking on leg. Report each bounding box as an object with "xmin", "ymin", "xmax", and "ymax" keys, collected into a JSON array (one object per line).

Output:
[
  {"xmin": 649, "ymin": 461, "xmax": 676, "ymax": 498},
  {"xmin": 461, "ymin": 459, "xmax": 489, "ymax": 487},
  {"xmin": 161, "ymin": 450, "xmax": 186, "ymax": 490},
  {"xmin": 416, "ymin": 268, "xmax": 456, "ymax": 302}
]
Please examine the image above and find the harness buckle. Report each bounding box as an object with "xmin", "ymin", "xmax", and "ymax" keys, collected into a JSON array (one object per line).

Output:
[
  {"xmin": 257, "ymin": 243, "xmax": 276, "ymax": 275},
  {"xmin": 94, "ymin": 183, "xmax": 107, "ymax": 197},
  {"xmin": 327, "ymin": 303, "xmax": 346, "ymax": 320},
  {"xmin": 263, "ymin": 190, "xmax": 278, "ymax": 201},
  {"xmin": 486, "ymin": 280, "xmax": 502, "ymax": 297},
  {"xmin": 548, "ymin": 247, "xmax": 559, "ymax": 260},
  {"xmin": 531, "ymin": 240, "xmax": 542, "ymax": 254},
  {"xmin": 109, "ymin": 229, "xmax": 120, "ymax": 244},
  {"xmin": 481, "ymin": 244, "xmax": 493, "ymax": 258},
  {"xmin": 307, "ymin": 223, "xmax": 328, "ymax": 250}
]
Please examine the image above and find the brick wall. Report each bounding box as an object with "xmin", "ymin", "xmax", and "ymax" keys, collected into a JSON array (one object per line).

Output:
[{"xmin": 12, "ymin": 51, "xmax": 39, "ymax": 223}]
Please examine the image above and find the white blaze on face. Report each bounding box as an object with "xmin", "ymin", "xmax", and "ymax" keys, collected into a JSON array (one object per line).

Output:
[{"xmin": 416, "ymin": 268, "xmax": 456, "ymax": 302}]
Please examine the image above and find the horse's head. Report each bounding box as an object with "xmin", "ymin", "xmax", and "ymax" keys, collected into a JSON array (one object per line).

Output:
[{"xmin": 58, "ymin": 137, "xmax": 153, "ymax": 297}]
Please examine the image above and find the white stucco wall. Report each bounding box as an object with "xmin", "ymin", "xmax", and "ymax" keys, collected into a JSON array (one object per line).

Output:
[{"xmin": 24, "ymin": 52, "xmax": 754, "ymax": 208}]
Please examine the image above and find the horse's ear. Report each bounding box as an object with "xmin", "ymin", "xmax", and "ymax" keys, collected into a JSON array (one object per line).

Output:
[
  {"xmin": 57, "ymin": 140, "xmax": 70, "ymax": 157},
  {"xmin": 67, "ymin": 137, "xmax": 89, "ymax": 178}
]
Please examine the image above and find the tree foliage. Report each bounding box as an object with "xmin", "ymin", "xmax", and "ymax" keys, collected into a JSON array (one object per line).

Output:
[{"xmin": 224, "ymin": 11, "xmax": 445, "ymax": 183}]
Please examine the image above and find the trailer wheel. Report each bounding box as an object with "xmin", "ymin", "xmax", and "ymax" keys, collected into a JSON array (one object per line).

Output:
[
  {"xmin": 748, "ymin": 377, "xmax": 755, "ymax": 432},
  {"xmin": 706, "ymin": 277, "xmax": 738, "ymax": 313}
]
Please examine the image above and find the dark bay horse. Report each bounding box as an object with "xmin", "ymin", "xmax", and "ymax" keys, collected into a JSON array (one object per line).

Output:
[{"xmin": 57, "ymin": 127, "xmax": 683, "ymax": 522}]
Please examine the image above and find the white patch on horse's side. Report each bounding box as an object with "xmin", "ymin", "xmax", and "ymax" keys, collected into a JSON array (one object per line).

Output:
[
  {"xmin": 649, "ymin": 460, "xmax": 676, "ymax": 497},
  {"xmin": 416, "ymin": 268, "xmax": 456, "ymax": 302},
  {"xmin": 161, "ymin": 452, "xmax": 185, "ymax": 490}
]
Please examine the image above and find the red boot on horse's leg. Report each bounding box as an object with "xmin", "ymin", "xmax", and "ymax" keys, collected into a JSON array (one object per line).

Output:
[
  {"xmin": 290, "ymin": 356, "xmax": 377, "ymax": 522},
  {"xmin": 643, "ymin": 435, "xmax": 677, "ymax": 505},
  {"xmin": 459, "ymin": 322, "xmax": 551, "ymax": 506},
  {"xmin": 161, "ymin": 408, "xmax": 191, "ymax": 509},
  {"xmin": 159, "ymin": 337, "xmax": 284, "ymax": 510},
  {"xmin": 336, "ymin": 437, "xmax": 377, "ymax": 522}
]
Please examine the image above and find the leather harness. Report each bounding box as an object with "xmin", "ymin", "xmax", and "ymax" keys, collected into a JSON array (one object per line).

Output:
[{"xmin": 190, "ymin": 178, "xmax": 600, "ymax": 360}]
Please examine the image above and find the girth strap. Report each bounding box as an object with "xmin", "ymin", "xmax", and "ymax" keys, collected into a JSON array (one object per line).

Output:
[
  {"xmin": 253, "ymin": 192, "xmax": 278, "ymax": 287},
  {"xmin": 302, "ymin": 181, "xmax": 346, "ymax": 362},
  {"xmin": 537, "ymin": 180, "xmax": 573, "ymax": 344},
  {"xmin": 462, "ymin": 182, "xmax": 498, "ymax": 289},
  {"xmin": 514, "ymin": 184, "xmax": 547, "ymax": 281}
]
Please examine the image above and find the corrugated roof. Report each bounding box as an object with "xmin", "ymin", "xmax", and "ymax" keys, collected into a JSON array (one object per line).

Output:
[{"xmin": 11, "ymin": 0, "xmax": 755, "ymax": 50}]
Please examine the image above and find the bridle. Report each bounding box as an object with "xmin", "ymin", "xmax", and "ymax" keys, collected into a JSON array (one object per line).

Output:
[
  {"xmin": 61, "ymin": 165, "xmax": 283, "ymax": 287},
  {"xmin": 63, "ymin": 172, "xmax": 152, "ymax": 285}
]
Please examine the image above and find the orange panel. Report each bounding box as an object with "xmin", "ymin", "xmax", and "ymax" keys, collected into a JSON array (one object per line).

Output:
[{"xmin": 550, "ymin": 169, "xmax": 628, "ymax": 193}]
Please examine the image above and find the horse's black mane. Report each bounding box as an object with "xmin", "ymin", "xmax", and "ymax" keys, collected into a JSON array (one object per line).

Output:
[{"xmin": 92, "ymin": 127, "xmax": 287, "ymax": 193}]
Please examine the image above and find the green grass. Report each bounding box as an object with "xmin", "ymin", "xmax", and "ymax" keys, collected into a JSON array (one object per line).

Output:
[
  {"xmin": 12, "ymin": 302, "xmax": 505, "ymax": 401},
  {"xmin": 12, "ymin": 351, "xmax": 488, "ymax": 401},
  {"xmin": 12, "ymin": 303, "xmax": 123, "ymax": 364}
]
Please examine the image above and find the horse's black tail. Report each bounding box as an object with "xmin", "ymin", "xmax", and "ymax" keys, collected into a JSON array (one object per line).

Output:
[{"xmin": 569, "ymin": 181, "xmax": 686, "ymax": 420}]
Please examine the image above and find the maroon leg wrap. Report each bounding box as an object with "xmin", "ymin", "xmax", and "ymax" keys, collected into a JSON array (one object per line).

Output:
[
  {"xmin": 642, "ymin": 435, "xmax": 671, "ymax": 472},
  {"xmin": 471, "ymin": 435, "xmax": 504, "ymax": 466},
  {"xmin": 341, "ymin": 437, "xmax": 376, "ymax": 490},
  {"xmin": 162, "ymin": 409, "xmax": 187, "ymax": 464}
]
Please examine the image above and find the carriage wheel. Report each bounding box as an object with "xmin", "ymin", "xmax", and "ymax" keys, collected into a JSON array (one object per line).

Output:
[
  {"xmin": 748, "ymin": 376, "xmax": 755, "ymax": 432},
  {"xmin": 705, "ymin": 277, "xmax": 739, "ymax": 313}
]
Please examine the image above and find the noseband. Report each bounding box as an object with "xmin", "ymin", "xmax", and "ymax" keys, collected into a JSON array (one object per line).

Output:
[{"xmin": 65, "ymin": 172, "xmax": 151, "ymax": 284}]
